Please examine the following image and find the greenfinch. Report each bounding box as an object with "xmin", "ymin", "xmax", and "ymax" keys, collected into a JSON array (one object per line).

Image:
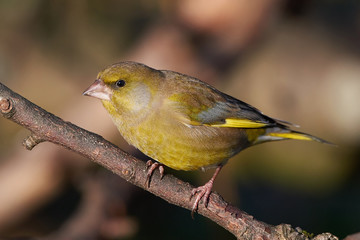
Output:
[{"xmin": 83, "ymin": 61, "xmax": 330, "ymax": 213}]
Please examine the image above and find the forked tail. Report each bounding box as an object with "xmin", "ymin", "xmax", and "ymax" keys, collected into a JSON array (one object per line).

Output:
[{"xmin": 253, "ymin": 127, "xmax": 333, "ymax": 145}]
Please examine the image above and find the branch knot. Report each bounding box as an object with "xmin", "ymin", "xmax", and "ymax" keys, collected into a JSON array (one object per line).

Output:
[
  {"xmin": 23, "ymin": 133, "xmax": 46, "ymax": 150},
  {"xmin": 0, "ymin": 97, "xmax": 14, "ymax": 117}
]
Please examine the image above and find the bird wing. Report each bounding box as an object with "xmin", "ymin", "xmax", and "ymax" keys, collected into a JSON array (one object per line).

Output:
[{"xmin": 165, "ymin": 82, "xmax": 282, "ymax": 129}]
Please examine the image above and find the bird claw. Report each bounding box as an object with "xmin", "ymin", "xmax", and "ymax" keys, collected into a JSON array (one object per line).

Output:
[
  {"xmin": 145, "ymin": 160, "xmax": 164, "ymax": 187},
  {"xmin": 189, "ymin": 165, "xmax": 222, "ymax": 217},
  {"xmin": 190, "ymin": 181, "xmax": 213, "ymax": 217}
]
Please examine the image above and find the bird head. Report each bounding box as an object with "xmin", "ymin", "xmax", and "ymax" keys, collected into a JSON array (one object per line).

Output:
[{"xmin": 83, "ymin": 61, "xmax": 164, "ymax": 114}]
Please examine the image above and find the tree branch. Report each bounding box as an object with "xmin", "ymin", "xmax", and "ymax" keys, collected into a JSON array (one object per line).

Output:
[{"xmin": 0, "ymin": 82, "xmax": 338, "ymax": 240}]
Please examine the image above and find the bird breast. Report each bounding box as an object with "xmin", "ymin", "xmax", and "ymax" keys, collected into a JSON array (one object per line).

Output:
[{"xmin": 117, "ymin": 108, "xmax": 250, "ymax": 171}]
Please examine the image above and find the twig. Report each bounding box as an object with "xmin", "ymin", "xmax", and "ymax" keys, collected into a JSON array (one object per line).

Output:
[{"xmin": 0, "ymin": 82, "xmax": 338, "ymax": 240}]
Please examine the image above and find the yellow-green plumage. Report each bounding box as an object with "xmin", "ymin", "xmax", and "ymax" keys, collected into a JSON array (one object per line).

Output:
[
  {"xmin": 83, "ymin": 61, "xmax": 330, "ymax": 212},
  {"xmin": 86, "ymin": 61, "xmax": 328, "ymax": 171},
  {"xmin": 99, "ymin": 66, "xmax": 249, "ymax": 170}
]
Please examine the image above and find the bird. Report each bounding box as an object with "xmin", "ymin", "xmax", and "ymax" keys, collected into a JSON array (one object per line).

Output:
[{"xmin": 83, "ymin": 61, "xmax": 331, "ymax": 213}]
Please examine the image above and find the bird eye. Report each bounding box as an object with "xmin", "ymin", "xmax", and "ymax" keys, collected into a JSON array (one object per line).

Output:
[{"xmin": 115, "ymin": 79, "xmax": 126, "ymax": 88}]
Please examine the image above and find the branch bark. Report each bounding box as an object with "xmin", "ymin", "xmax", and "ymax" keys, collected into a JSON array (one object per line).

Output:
[{"xmin": 0, "ymin": 82, "xmax": 338, "ymax": 240}]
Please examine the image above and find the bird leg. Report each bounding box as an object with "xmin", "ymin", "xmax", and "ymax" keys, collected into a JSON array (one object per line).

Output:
[
  {"xmin": 190, "ymin": 165, "xmax": 223, "ymax": 215},
  {"xmin": 145, "ymin": 160, "xmax": 165, "ymax": 187}
]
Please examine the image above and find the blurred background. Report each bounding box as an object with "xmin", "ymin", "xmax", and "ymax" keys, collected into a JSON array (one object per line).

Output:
[{"xmin": 0, "ymin": 0, "xmax": 359, "ymax": 239}]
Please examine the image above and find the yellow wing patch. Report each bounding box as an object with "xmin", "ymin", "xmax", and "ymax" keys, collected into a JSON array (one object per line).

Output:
[{"xmin": 208, "ymin": 118, "xmax": 268, "ymax": 128}]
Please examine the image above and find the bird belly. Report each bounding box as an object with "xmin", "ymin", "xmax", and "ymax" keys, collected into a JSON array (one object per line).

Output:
[{"xmin": 119, "ymin": 118, "xmax": 249, "ymax": 171}]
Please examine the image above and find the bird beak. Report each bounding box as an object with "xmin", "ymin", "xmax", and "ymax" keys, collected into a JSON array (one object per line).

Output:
[{"xmin": 83, "ymin": 79, "xmax": 112, "ymax": 101}]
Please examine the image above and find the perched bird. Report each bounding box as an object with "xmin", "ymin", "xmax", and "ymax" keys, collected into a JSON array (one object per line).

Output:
[{"xmin": 83, "ymin": 61, "xmax": 330, "ymax": 213}]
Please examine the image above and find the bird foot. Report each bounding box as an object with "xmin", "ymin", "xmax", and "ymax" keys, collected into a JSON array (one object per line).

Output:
[
  {"xmin": 189, "ymin": 165, "xmax": 222, "ymax": 217},
  {"xmin": 190, "ymin": 180, "xmax": 214, "ymax": 217},
  {"xmin": 145, "ymin": 160, "xmax": 164, "ymax": 187}
]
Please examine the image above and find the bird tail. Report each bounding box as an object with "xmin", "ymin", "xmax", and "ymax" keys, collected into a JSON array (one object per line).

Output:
[{"xmin": 253, "ymin": 128, "xmax": 333, "ymax": 145}]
